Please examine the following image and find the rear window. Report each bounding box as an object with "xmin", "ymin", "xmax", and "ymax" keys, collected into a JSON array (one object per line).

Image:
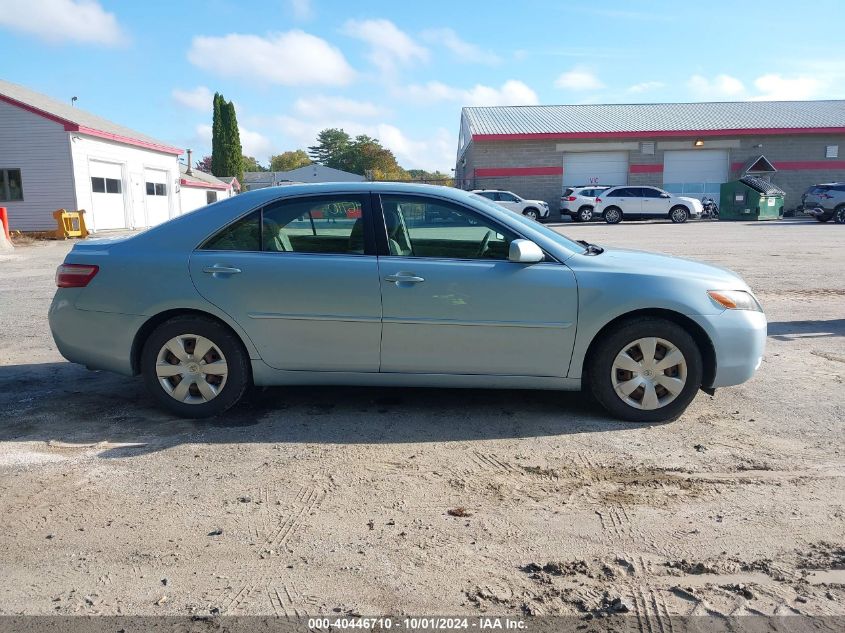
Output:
[{"xmin": 563, "ymin": 188, "xmax": 574, "ymax": 197}]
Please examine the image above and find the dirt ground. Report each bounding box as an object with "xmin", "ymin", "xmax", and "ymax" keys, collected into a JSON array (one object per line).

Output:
[{"xmin": 0, "ymin": 218, "xmax": 843, "ymax": 621}]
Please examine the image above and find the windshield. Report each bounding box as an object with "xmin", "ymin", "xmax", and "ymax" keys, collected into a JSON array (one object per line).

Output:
[{"xmin": 465, "ymin": 192, "xmax": 584, "ymax": 252}]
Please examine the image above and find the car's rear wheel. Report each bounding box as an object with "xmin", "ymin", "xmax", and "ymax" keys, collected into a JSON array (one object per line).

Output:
[
  {"xmin": 578, "ymin": 206, "xmax": 594, "ymax": 222},
  {"xmin": 141, "ymin": 315, "xmax": 251, "ymax": 418},
  {"xmin": 670, "ymin": 206, "xmax": 690, "ymax": 223},
  {"xmin": 834, "ymin": 206, "xmax": 845, "ymax": 224},
  {"xmin": 588, "ymin": 318, "xmax": 703, "ymax": 423},
  {"xmin": 604, "ymin": 207, "xmax": 622, "ymax": 224},
  {"xmin": 523, "ymin": 208, "xmax": 539, "ymax": 221}
]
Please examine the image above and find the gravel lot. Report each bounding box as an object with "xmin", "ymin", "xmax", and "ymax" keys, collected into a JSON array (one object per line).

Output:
[{"xmin": 0, "ymin": 218, "xmax": 843, "ymax": 619}]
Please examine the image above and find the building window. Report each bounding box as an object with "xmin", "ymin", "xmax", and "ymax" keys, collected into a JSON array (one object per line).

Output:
[
  {"xmin": 826, "ymin": 145, "xmax": 839, "ymax": 159},
  {"xmin": 1, "ymin": 168, "xmax": 24, "ymax": 201},
  {"xmin": 91, "ymin": 177, "xmax": 121, "ymax": 194},
  {"xmin": 206, "ymin": 191, "xmax": 218, "ymax": 204},
  {"xmin": 146, "ymin": 182, "xmax": 167, "ymax": 196}
]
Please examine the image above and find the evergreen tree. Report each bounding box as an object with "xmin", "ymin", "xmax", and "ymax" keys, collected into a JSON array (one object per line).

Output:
[
  {"xmin": 210, "ymin": 93, "xmax": 243, "ymax": 185},
  {"xmin": 211, "ymin": 93, "xmax": 225, "ymax": 176},
  {"xmin": 308, "ymin": 128, "xmax": 350, "ymax": 167}
]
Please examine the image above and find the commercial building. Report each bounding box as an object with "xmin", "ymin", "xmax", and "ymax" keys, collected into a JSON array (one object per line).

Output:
[{"xmin": 455, "ymin": 101, "xmax": 845, "ymax": 216}]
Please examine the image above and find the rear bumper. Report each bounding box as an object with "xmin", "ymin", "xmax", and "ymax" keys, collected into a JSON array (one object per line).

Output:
[
  {"xmin": 690, "ymin": 309, "xmax": 767, "ymax": 388},
  {"xmin": 49, "ymin": 291, "xmax": 143, "ymax": 376}
]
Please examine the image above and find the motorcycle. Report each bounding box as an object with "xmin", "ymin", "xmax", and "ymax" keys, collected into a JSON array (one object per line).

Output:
[{"xmin": 701, "ymin": 196, "xmax": 719, "ymax": 220}]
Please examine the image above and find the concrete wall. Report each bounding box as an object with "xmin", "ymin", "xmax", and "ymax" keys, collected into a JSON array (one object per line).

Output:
[
  {"xmin": 459, "ymin": 134, "xmax": 845, "ymax": 220},
  {"xmin": 0, "ymin": 101, "xmax": 75, "ymax": 231}
]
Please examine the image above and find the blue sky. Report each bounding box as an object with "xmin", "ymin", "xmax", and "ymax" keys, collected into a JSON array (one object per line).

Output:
[{"xmin": 2, "ymin": 0, "xmax": 844, "ymax": 171}]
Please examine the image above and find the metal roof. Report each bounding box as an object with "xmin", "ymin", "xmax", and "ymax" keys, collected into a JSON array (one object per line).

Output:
[
  {"xmin": 179, "ymin": 164, "xmax": 231, "ymax": 189},
  {"xmin": 0, "ymin": 78, "xmax": 183, "ymax": 154},
  {"xmin": 462, "ymin": 101, "xmax": 845, "ymax": 137}
]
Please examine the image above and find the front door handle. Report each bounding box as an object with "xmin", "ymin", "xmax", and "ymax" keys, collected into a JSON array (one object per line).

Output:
[
  {"xmin": 385, "ymin": 272, "xmax": 425, "ymax": 284},
  {"xmin": 203, "ymin": 265, "xmax": 242, "ymax": 275}
]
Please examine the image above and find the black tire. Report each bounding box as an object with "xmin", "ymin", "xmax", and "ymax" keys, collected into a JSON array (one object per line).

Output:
[
  {"xmin": 578, "ymin": 206, "xmax": 594, "ymax": 222},
  {"xmin": 587, "ymin": 318, "xmax": 703, "ymax": 423},
  {"xmin": 141, "ymin": 315, "xmax": 251, "ymax": 418},
  {"xmin": 570, "ymin": 213, "xmax": 582, "ymax": 223},
  {"xmin": 523, "ymin": 208, "xmax": 539, "ymax": 221},
  {"xmin": 670, "ymin": 206, "xmax": 690, "ymax": 224},
  {"xmin": 835, "ymin": 206, "xmax": 845, "ymax": 224},
  {"xmin": 604, "ymin": 207, "xmax": 622, "ymax": 224}
]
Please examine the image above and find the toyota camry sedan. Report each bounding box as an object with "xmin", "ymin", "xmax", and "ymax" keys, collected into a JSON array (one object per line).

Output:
[{"xmin": 49, "ymin": 183, "xmax": 766, "ymax": 422}]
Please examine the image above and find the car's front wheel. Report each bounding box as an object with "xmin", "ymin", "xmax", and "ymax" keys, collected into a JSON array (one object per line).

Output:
[
  {"xmin": 523, "ymin": 208, "xmax": 539, "ymax": 221},
  {"xmin": 670, "ymin": 206, "xmax": 690, "ymax": 223},
  {"xmin": 141, "ymin": 315, "xmax": 251, "ymax": 418},
  {"xmin": 834, "ymin": 206, "xmax": 845, "ymax": 224},
  {"xmin": 604, "ymin": 207, "xmax": 622, "ymax": 224},
  {"xmin": 588, "ymin": 318, "xmax": 703, "ymax": 423}
]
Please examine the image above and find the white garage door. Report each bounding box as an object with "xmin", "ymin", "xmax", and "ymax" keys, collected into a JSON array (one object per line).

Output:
[
  {"xmin": 144, "ymin": 169, "xmax": 171, "ymax": 227},
  {"xmin": 663, "ymin": 150, "xmax": 729, "ymax": 203},
  {"xmin": 89, "ymin": 161, "xmax": 127, "ymax": 230},
  {"xmin": 562, "ymin": 151, "xmax": 628, "ymax": 188}
]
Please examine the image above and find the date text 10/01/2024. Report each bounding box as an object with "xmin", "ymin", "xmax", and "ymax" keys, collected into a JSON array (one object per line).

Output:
[{"xmin": 307, "ymin": 617, "xmax": 527, "ymax": 630}]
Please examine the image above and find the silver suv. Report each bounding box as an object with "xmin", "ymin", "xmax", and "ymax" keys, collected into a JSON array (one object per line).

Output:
[
  {"xmin": 803, "ymin": 183, "xmax": 845, "ymax": 223},
  {"xmin": 471, "ymin": 190, "xmax": 550, "ymax": 221},
  {"xmin": 561, "ymin": 185, "xmax": 612, "ymax": 222}
]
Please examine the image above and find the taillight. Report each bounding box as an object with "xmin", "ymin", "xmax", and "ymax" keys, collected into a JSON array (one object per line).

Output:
[
  {"xmin": 566, "ymin": 196, "xmax": 577, "ymax": 201},
  {"xmin": 56, "ymin": 264, "xmax": 99, "ymax": 288}
]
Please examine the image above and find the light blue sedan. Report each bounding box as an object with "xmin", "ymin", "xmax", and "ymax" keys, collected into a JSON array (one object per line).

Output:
[{"xmin": 49, "ymin": 183, "xmax": 766, "ymax": 422}]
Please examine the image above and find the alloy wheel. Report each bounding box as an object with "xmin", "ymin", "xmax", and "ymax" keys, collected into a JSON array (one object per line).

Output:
[
  {"xmin": 835, "ymin": 207, "xmax": 845, "ymax": 224},
  {"xmin": 524, "ymin": 209, "xmax": 538, "ymax": 220},
  {"xmin": 155, "ymin": 334, "xmax": 228, "ymax": 404},
  {"xmin": 610, "ymin": 337, "xmax": 687, "ymax": 410},
  {"xmin": 671, "ymin": 207, "xmax": 688, "ymax": 223},
  {"xmin": 579, "ymin": 208, "xmax": 593, "ymax": 222}
]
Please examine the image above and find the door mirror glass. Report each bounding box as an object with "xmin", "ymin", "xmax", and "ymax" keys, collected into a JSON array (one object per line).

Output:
[{"xmin": 508, "ymin": 239, "xmax": 544, "ymax": 263}]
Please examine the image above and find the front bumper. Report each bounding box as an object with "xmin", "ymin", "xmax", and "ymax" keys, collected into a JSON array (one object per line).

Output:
[
  {"xmin": 49, "ymin": 291, "xmax": 145, "ymax": 376},
  {"xmin": 690, "ymin": 309, "xmax": 767, "ymax": 388}
]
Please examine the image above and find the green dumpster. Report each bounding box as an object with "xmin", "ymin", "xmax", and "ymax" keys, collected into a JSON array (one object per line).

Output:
[{"xmin": 719, "ymin": 176, "xmax": 785, "ymax": 221}]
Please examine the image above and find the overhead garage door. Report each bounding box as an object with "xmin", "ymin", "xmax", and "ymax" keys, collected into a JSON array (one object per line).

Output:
[
  {"xmin": 562, "ymin": 151, "xmax": 628, "ymax": 188},
  {"xmin": 144, "ymin": 169, "xmax": 171, "ymax": 227},
  {"xmin": 90, "ymin": 161, "xmax": 127, "ymax": 230},
  {"xmin": 663, "ymin": 150, "xmax": 729, "ymax": 203}
]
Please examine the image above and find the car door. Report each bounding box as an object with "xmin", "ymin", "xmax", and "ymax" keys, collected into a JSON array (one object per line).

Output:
[
  {"xmin": 639, "ymin": 187, "xmax": 668, "ymax": 216},
  {"xmin": 607, "ymin": 187, "xmax": 642, "ymax": 215},
  {"xmin": 495, "ymin": 191, "xmax": 520, "ymax": 211},
  {"xmin": 374, "ymin": 193, "xmax": 578, "ymax": 377},
  {"xmin": 189, "ymin": 194, "xmax": 382, "ymax": 372}
]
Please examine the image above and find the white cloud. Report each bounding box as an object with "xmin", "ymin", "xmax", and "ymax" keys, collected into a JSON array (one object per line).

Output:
[
  {"xmin": 554, "ymin": 67, "xmax": 604, "ymax": 91},
  {"xmin": 627, "ymin": 81, "xmax": 665, "ymax": 94},
  {"xmin": 402, "ymin": 80, "xmax": 538, "ymax": 106},
  {"xmin": 421, "ymin": 28, "xmax": 499, "ymax": 65},
  {"xmin": 293, "ymin": 96, "xmax": 387, "ymax": 119},
  {"xmin": 188, "ymin": 31, "xmax": 355, "ymax": 86},
  {"xmin": 342, "ymin": 19, "xmax": 429, "ymax": 73},
  {"xmin": 751, "ymin": 74, "xmax": 824, "ymax": 100},
  {"xmin": 195, "ymin": 123, "xmax": 273, "ymax": 161},
  {"xmin": 172, "ymin": 86, "xmax": 213, "ymax": 112},
  {"xmin": 687, "ymin": 74, "xmax": 745, "ymax": 99},
  {"xmin": 289, "ymin": 0, "xmax": 312, "ymax": 20},
  {"xmin": 0, "ymin": 0, "xmax": 125, "ymax": 45}
]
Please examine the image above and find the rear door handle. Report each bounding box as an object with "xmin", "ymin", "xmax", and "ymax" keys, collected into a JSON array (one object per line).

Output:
[
  {"xmin": 203, "ymin": 265, "xmax": 242, "ymax": 275},
  {"xmin": 385, "ymin": 273, "xmax": 425, "ymax": 284}
]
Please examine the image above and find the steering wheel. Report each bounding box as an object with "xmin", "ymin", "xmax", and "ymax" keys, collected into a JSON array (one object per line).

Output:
[{"xmin": 476, "ymin": 230, "xmax": 493, "ymax": 258}]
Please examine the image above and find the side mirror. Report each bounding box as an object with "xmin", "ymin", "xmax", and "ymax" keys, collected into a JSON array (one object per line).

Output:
[{"xmin": 508, "ymin": 239, "xmax": 544, "ymax": 263}]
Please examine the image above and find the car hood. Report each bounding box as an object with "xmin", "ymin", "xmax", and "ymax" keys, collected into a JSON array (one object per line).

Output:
[
  {"xmin": 524, "ymin": 199, "xmax": 548, "ymax": 206},
  {"xmin": 677, "ymin": 196, "xmax": 703, "ymax": 209},
  {"xmin": 591, "ymin": 247, "xmax": 748, "ymax": 288}
]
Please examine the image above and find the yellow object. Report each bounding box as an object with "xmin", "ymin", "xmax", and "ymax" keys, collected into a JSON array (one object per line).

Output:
[{"xmin": 52, "ymin": 209, "xmax": 89, "ymax": 239}]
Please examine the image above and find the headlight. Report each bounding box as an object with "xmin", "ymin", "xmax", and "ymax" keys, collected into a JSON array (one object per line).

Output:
[{"xmin": 707, "ymin": 290, "xmax": 762, "ymax": 311}]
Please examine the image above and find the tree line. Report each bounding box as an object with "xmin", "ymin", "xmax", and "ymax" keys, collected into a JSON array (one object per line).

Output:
[{"xmin": 198, "ymin": 92, "xmax": 451, "ymax": 184}]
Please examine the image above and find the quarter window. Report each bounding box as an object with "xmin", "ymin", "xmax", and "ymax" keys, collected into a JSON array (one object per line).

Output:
[
  {"xmin": 0, "ymin": 168, "xmax": 23, "ymax": 201},
  {"xmin": 380, "ymin": 195, "xmax": 517, "ymax": 261},
  {"xmin": 202, "ymin": 210, "xmax": 261, "ymax": 251}
]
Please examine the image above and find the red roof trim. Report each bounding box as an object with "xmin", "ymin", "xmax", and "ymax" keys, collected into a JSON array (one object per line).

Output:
[
  {"xmin": 472, "ymin": 127, "xmax": 845, "ymax": 141},
  {"xmin": 180, "ymin": 177, "xmax": 230, "ymax": 190},
  {"xmin": 0, "ymin": 93, "xmax": 183, "ymax": 155},
  {"xmin": 629, "ymin": 164, "xmax": 663, "ymax": 174},
  {"xmin": 475, "ymin": 166, "xmax": 563, "ymax": 177}
]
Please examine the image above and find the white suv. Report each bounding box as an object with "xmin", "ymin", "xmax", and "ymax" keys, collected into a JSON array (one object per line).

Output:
[
  {"xmin": 561, "ymin": 185, "xmax": 612, "ymax": 222},
  {"xmin": 594, "ymin": 186, "xmax": 703, "ymax": 224},
  {"xmin": 471, "ymin": 190, "xmax": 550, "ymax": 221}
]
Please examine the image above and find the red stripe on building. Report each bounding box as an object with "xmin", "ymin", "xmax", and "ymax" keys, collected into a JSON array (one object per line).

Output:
[
  {"xmin": 629, "ymin": 164, "xmax": 663, "ymax": 174},
  {"xmin": 472, "ymin": 127, "xmax": 845, "ymax": 142},
  {"xmin": 475, "ymin": 166, "xmax": 563, "ymax": 177}
]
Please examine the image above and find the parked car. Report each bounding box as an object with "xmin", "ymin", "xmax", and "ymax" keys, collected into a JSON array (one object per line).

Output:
[
  {"xmin": 49, "ymin": 183, "xmax": 766, "ymax": 423},
  {"xmin": 594, "ymin": 186, "xmax": 704, "ymax": 224},
  {"xmin": 471, "ymin": 189, "xmax": 550, "ymax": 221},
  {"xmin": 802, "ymin": 183, "xmax": 845, "ymax": 223},
  {"xmin": 561, "ymin": 185, "xmax": 612, "ymax": 222}
]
